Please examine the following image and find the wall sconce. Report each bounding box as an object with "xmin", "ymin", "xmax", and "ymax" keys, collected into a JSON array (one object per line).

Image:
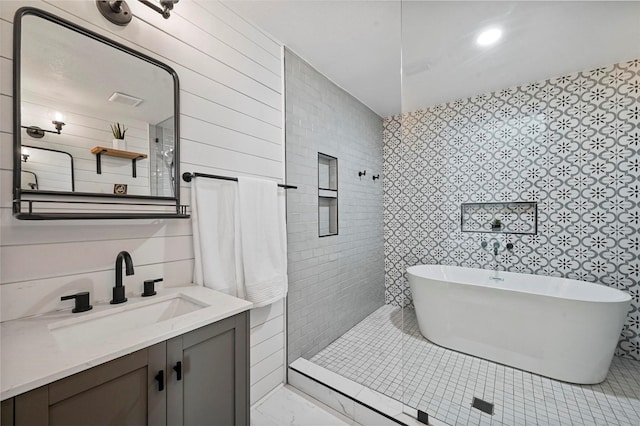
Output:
[
  {"xmin": 96, "ymin": 1, "xmax": 132, "ymax": 26},
  {"xmin": 21, "ymin": 147, "xmax": 30, "ymax": 162},
  {"xmin": 97, "ymin": 0, "xmax": 179, "ymax": 25},
  {"xmin": 140, "ymin": 0, "xmax": 180, "ymax": 19},
  {"xmin": 21, "ymin": 121, "xmax": 66, "ymax": 138},
  {"xmin": 21, "ymin": 112, "xmax": 66, "ymax": 138}
]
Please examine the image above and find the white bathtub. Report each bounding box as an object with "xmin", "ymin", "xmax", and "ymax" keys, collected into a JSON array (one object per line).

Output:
[{"xmin": 406, "ymin": 265, "xmax": 631, "ymax": 384}]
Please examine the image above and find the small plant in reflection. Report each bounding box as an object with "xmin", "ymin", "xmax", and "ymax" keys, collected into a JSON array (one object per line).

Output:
[{"xmin": 111, "ymin": 123, "xmax": 127, "ymax": 139}]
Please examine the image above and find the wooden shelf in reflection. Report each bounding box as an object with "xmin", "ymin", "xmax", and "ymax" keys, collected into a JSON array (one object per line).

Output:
[
  {"xmin": 91, "ymin": 146, "xmax": 148, "ymax": 160},
  {"xmin": 90, "ymin": 146, "xmax": 148, "ymax": 177}
]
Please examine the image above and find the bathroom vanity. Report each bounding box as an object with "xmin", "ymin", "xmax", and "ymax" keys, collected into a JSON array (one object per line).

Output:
[{"xmin": 0, "ymin": 286, "xmax": 252, "ymax": 425}]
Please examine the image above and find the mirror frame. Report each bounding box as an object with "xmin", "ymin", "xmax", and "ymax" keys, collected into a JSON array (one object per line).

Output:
[
  {"xmin": 21, "ymin": 145, "xmax": 76, "ymax": 192},
  {"xmin": 13, "ymin": 7, "xmax": 186, "ymax": 220}
]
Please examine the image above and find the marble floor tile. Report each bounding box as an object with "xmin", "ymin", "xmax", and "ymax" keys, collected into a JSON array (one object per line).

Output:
[{"xmin": 251, "ymin": 385, "xmax": 360, "ymax": 426}]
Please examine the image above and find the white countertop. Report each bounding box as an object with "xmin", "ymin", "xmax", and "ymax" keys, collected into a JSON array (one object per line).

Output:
[{"xmin": 0, "ymin": 285, "xmax": 253, "ymax": 400}]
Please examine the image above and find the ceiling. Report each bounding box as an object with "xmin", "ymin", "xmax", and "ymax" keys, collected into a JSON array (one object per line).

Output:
[
  {"xmin": 226, "ymin": 1, "xmax": 640, "ymax": 118},
  {"xmin": 21, "ymin": 14, "xmax": 174, "ymax": 124}
]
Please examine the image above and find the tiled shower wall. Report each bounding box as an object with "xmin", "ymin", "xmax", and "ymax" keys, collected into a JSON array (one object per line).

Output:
[
  {"xmin": 383, "ymin": 59, "xmax": 640, "ymax": 359},
  {"xmin": 285, "ymin": 49, "xmax": 385, "ymax": 362}
]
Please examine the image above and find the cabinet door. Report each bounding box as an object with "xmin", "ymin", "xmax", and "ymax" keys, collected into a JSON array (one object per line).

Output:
[
  {"xmin": 1, "ymin": 398, "xmax": 14, "ymax": 426},
  {"xmin": 167, "ymin": 312, "xmax": 249, "ymax": 426},
  {"xmin": 13, "ymin": 345, "xmax": 166, "ymax": 426}
]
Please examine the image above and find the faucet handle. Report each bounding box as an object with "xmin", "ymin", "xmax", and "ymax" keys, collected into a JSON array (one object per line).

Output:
[
  {"xmin": 142, "ymin": 278, "xmax": 163, "ymax": 297},
  {"xmin": 493, "ymin": 241, "xmax": 500, "ymax": 249},
  {"xmin": 481, "ymin": 241, "xmax": 488, "ymax": 249},
  {"xmin": 61, "ymin": 292, "xmax": 93, "ymax": 313}
]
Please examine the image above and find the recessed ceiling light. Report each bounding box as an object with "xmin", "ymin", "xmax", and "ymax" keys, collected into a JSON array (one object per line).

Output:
[{"xmin": 476, "ymin": 28, "xmax": 502, "ymax": 46}]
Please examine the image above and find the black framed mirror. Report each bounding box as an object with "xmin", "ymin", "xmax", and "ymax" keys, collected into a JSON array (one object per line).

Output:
[{"xmin": 13, "ymin": 7, "xmax": 187, "ymax": 219}]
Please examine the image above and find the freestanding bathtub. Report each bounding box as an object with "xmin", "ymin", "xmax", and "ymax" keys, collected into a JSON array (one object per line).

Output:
[{"xmin": 406, "ymin": 265, "xmax": 631, "ymax": 384}]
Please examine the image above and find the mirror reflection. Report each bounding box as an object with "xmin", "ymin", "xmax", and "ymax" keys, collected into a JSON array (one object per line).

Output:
[
  {"xmin": 20, "ymin": 145, "xmax": 73, "ymax": 192},
  {"xmin": 19, "ymin": 13, "xmax": 176, "ymax": 198}
]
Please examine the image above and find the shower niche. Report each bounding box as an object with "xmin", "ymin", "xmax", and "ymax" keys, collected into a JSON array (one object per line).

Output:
[
  {"xmin": 461, "ymin": 201, "xmax": 537, "ymax": 235},
  {"xmin": 318, "ymin": 153, "xmax": 338, "ymax": 237}
]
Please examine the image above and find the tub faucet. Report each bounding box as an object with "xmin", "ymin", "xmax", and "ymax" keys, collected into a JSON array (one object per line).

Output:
[
  {"xmin": 481, "ymin": 240, "xmax": 500, "ymax": 256},
  {"xmin": 481, "ymin": 240, "xmax": 514, "ymax": 256},
  {"xmin": 111, "ymin": 251, "xmax": 134, "ymax": 304}
]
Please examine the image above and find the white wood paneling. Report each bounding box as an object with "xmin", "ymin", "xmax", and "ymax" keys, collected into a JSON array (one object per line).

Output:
[
  {"xmin": 251, "ymin": 350, "xmax": 284, "ymax": 386},
  {"xmin": 250, "ymin": 299, "xmax": 286, "ymax": 402},
  {"xmin": 0, "ymin": 258, "xmax": 193, "ymax": 320},
  {"xmin": 195, "ymin": 1, "xmax": 282, "ymax": 59},
  {"xmin": 177, "ymin": 1, "xmax": 280, "ymax": 73},
  {"xmin": 1, "ymin": 132, "xmax": 13, "ymax": 170},
  {"xmin": 252, "ymin": 313, "xmax": 285, "ymax": 348},
  {"xmin": 0, "ymin": 19, "xmax": 13, "ymax": 60},
  {"xmin": 179, "ymin": 114, "xmax": 281, "ymax": 160},
  {"xmin": 1, "ymin": 234, "xmax": 193, "ymax": 283},
  {"xmin": 250, "ymin": 366, "xmax": 285, "ymax": 405},
  {"xmin": 181, "ymin": 91, "xmax": 281, "ymax": 144},
  {"xmin": 1, "ymin": 56, "xmax": 12, "ymax": 96},
  {"xmin": 0, "ymin": 0, "xmax": 286, "ymax": 402},
  {"xmin": 20, "ymin": 101, "xmax": 151, "ymax": 194},
  {"xmin": 251, "ymin": 333, "xmax": 285, "ymax": 368},
  {"xmin": 132, "ymin": 3, "xmax": 281, "ymax": 90}
]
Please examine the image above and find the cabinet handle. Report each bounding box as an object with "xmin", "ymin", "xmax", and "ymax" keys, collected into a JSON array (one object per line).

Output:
[
  {"xmin": 155, "ymin": 370, "xmax": 164, "ymax": 391},
  {"xmin": 173, "ymin": 361, "xmax": 182, "ymax": 381}
]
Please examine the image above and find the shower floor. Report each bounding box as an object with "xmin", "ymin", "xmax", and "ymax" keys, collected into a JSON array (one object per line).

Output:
[{"xmin": 310, "ymin": 305, "xmax": 640, "ymax": 426}]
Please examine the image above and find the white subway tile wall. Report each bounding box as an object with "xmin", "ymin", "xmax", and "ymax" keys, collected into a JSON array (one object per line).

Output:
[{"xmin": 284, "ymin": 49, "xmax": 385, "ymax": 361}]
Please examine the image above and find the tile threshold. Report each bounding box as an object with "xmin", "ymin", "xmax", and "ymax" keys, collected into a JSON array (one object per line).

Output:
[{"xmin": 289, "ymin": 358, "xmax": 449, "ymax": 426}]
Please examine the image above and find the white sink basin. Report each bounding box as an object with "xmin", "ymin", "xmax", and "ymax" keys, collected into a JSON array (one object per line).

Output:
[{"xmin": 49, "ymin": 294, "xmax": 208, "ymax": 349}]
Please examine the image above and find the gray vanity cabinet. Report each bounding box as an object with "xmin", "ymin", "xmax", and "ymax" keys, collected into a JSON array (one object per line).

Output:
[
  {"xmin": 167, "ymin": 313, "xmax": 249, "ymax": 426},
  {"xmin": 10, "ymin": 345, "xmax": 165, "ymax": 426},
  {"xmin": 2, "ymin": 312, "xmax": 249, "ymax": 426}
]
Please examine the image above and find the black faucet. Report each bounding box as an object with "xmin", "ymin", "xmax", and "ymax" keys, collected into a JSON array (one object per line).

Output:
[{"xmin": 111, "ymin": 251, "xmax": 134, "ymax": 304}]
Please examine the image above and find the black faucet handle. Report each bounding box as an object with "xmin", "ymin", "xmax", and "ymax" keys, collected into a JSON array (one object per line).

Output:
[
  {"xmin": 61, "ymin": 292, "xmax": 93, "ymax": 313},
  {"xmin": 142, "ymin": 278, "xmax": 163, "ymax": 297}
]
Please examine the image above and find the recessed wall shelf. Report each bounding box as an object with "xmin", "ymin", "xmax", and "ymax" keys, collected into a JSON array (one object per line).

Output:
[
  {"xmin": 461, "ymin": 201, "xmax": 537, "ymax": 235},
  {"xmin": 318, "ymin": 153, "xmax": 338, "ymax": 237},
  {"xmin": 91, "ymin": 146, "xmax": 148, "ymax": 177}
]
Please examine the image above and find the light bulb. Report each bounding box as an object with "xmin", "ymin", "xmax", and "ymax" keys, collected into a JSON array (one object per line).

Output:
[{"xmin": 476, "ymin": 28, "xmax": 502, "ymax": 46}]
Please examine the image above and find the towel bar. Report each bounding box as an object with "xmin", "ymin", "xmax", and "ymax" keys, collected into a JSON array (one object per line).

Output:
[{"xmin": 182, "ymin": 172, "xmax": 297, "ymax": 189}]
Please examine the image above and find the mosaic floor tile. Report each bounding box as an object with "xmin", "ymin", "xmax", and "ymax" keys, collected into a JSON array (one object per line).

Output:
[{"xmin": 311, "ymin": 305, "xmax": 640, "ymax": 425}]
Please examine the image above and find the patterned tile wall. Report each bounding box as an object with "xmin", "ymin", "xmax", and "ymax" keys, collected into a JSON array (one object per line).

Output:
[{"xmin": 383, "ymin": 59, "xmax": 640, "ymax": 359}]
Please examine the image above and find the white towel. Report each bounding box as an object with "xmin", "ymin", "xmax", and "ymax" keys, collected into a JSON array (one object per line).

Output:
[
  {"xmin": 191, "ymin": 178, "xmax": 244, "ymax": 297},
  {"xmin": 237, "ymin": 177, "xmax": 288, "ymax": 307}
]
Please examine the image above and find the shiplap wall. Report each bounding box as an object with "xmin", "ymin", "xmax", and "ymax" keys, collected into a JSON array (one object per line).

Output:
[
  {"xmin": 0, "ymin": 0, "xmax": 286, "ymax": 404},
  {"xmin": 21, "ymin": 98, "xmax": 151, "ymax": 195}
]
